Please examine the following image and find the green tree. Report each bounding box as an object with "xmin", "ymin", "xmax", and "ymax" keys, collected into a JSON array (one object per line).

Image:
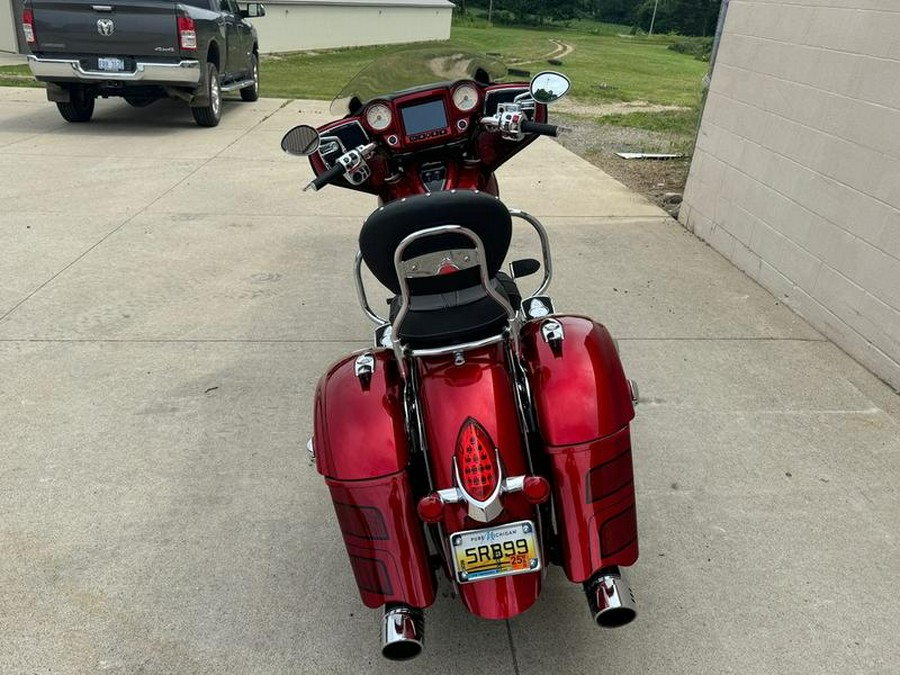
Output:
[{"xmin": 635, "ymin": 0, "xmax": 721, "ymax": 36}]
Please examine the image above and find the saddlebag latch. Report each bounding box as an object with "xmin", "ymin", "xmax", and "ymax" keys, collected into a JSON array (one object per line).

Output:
[{"xmin": 355, "ymin": 352, "xmax": 375, "ymax": 389}]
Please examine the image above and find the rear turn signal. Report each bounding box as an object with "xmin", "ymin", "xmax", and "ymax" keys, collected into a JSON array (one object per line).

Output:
[
  {"xmin": 456, "ymin": 418, "xmax": 498, "ymax": 501},
  {"xmin": 178, "ymin": 16, "xmax": 197, "ymax": 51},
  {"xmin": 416, "ymin": 494, "xmax": 444, "ymax": 523},
  {"xmin": 522, "ymin": 476, "xmax": 551, "ymax": 504},
  {"xmin": 22, "ymin": 9, "xmax": 35, "ymax": 44}
]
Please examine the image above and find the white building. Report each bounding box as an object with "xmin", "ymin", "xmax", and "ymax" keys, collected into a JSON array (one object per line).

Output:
[
  {"xmin": 256, "ymin": 0, "xmax": 454, "ymax": 53},
  {"xmin": 0, "ymin": 0, "xmax": 455, "ymax": 55},
  {"xmin": 1, "ymin": 0, "xmax": 20, "ymax": 54}
]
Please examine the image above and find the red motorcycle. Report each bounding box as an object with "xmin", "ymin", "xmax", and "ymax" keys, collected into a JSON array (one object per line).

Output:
[{"xmin": 281, "ymin": 50, "xmax": 640, "ymax": 660}]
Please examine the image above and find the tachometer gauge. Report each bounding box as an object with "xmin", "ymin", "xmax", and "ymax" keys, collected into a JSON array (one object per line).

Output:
[
  {"xmin": 365, "ymin": 103, "xmax": 393, "ymax": 131},
  {"xmin": 452, "ymin": 84, "xmax": 479, "ymax": 112}
]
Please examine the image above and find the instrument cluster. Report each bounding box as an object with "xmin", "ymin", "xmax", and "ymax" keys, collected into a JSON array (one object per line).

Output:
[{"xmin": 359, "ymin": 81, "xmax": 484, "ymax": 153}]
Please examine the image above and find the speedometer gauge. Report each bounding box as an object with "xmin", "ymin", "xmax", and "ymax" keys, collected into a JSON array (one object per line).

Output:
[
  {"xmin": 365, "ymin": 103, "xmax": 392, "ymax": 131},
  {"xmin": 452, "ymin": 84, "xmax": 479, "ymax": 112}
]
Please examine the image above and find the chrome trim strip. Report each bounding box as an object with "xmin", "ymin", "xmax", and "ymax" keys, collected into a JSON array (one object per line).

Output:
[
  {"xmin": 509, "ymin": 209, "xmax": 553, "ymax": 298},
  {"xmin": 27, "ymin": 55, "xmax": 201, "ymax": 84},
  {"xmin": 407, "ymin": 333, "xmax": 506, "ymax": 358},
  {"xmin": 436, "ymin": 451, "xmax": 533, "ymax": 524},
  {"xmin": 400, "ymin": 248, "xmax": 480, "ymax": 277},
  {"xmin": 354, "ymin": 250, "xmax": 389, "ymax": 325},
  {"xmin": 451, "ymin": 450, "xmax": 504, "ymax": 522},
  {"xmin": 219, "ymin": 78, "xmax": 255, "ymax": 92}
]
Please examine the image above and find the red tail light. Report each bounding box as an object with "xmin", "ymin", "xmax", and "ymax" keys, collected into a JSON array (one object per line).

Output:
[
  {"xmin": 177, "ymin": 16, "xmax": 197, "ymax": 51},
  {"xmin": 416, "ymin": 494, "xmax": 445, "ymax": 523},
  {"xmin": 522, "ymin": 476, "xmax": 551, "ymax": 504},
  {"xmin": 23, "ymin": 9, "xmax": 36, "ymax": 44},
  {"xmin": 456, "ymin": 418, "xmax": 498, "ymax": 501}
]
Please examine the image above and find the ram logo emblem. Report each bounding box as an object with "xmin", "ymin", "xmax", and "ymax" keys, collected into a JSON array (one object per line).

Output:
[{"xmin": 97, "ymin": 19, "xmax": 115, "ymax": 36}]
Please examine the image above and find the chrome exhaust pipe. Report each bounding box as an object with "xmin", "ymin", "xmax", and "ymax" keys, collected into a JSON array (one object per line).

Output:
[
  {"xmin": 584, "ymin": 567, "xmax": 637, "ymax": 628},
  {"xmin": 381, "ymin": 604, "xmax": 424, "ymax": 661}
]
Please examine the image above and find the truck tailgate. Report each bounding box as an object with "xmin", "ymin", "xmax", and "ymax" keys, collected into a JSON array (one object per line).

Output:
[{"xmin": 30, "ymin": 0, "xmax": 180, "ymax": 56}]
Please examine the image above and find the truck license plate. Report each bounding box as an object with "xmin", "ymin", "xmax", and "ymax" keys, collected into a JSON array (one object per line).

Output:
[
  {"xmin": 450, "ymin": 520, "xmax": 540, "ymax": 584},
  {"xmin": 98, "ymin": 57, "xmax": 125, "ymax": 72}
]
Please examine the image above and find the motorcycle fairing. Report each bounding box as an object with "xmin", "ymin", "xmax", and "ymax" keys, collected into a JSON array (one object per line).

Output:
[
  {"xmin": 309, "ymin": 81, "xmax": 547, "ymax": 199},
  {"xmin": 521, "ymin": 315, "xmax": 640, "ymax": 582}
]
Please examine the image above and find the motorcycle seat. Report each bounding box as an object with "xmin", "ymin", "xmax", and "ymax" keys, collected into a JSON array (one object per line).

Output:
[
  {"xmin": 361, "ymin": 190, "xmax": 516, "ymax": 350},
  {"xmin": 388, "ymin": 274, "xmax": 521, "ymax": 349}
]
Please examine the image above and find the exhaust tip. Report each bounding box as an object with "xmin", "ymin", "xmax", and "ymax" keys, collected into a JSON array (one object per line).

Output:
[
  {"xmin": 381, "ymin": 604, "xmax": 424, "ymax": 661},
  {"xmin": 584, "ymin": 567, "xmax": 637, "ymax": 628},
  {"xmin": 594, "ymin": 605, "xmax": 636, "ymax": 628}
]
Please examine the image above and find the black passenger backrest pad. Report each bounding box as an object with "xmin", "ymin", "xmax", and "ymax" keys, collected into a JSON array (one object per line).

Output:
[{"xmin": 359, "ymin": 191, "xmax": 513, "ymax": 295}]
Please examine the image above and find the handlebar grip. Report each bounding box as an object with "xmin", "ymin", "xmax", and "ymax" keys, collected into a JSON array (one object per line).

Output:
[
  {"xmin": 521, "ymin": 120, "xmax": 559, "ymax": 137},
  {"xmin": 309, "ymin": 161, "xmax": 345, "ymax": 191}
]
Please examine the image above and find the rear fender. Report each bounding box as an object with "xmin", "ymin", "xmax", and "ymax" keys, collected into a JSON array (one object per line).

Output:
[{"xmin": 417, "ymin": 344, "xmax": 542, "ymax": 619}]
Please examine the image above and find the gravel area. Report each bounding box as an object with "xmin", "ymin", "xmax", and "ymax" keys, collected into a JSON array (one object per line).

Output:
[{"xmin": 555, "ymin": 112, "xmax": 692, "ymax": 215}]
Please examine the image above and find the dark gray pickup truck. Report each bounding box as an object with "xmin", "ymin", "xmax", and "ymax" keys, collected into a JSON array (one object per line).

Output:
[{"xmin": 23, "ymin": 0, "xmax": 265, "ymax": 126}]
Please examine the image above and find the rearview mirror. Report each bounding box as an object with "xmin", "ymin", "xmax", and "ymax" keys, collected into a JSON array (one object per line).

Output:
[
  {"xmin": 530, "ymin": 71, "xmax": 571, "ymax": 104},
  {"xmin": 239, "ymin": 3, "xmax": 266, "ymax": 18},
  {"xmin": 281, "ymin": 125, "xmax": 321, "ymax": 156}
]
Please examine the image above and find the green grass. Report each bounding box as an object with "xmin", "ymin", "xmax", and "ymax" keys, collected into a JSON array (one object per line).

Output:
[
  {"xmin": 260, "ymin": 20, "xmax": 708, "ymax": 107},
  {"xmin": 597, "ymin": 108, "xmax": 701, "ymax": 136},
  {"xmin": 0, "ymin": 64, "xmax": 39, "ymax": 88},
  {"xmin": 0, "ymin": 18, "xmax": 708, "ymax": 111}
]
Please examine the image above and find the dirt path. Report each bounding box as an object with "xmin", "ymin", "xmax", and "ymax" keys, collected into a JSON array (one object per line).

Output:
[
  {"xmin": 509, "ymin": 39, "xmax": 574, "ymax": 66},
  {"xmin": 554, "ymin": 99, "xmax": 689, "ymax": 117}
]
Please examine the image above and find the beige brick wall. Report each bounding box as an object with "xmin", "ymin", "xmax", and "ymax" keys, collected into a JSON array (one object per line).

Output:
[{"xmin": 680, "ymin": 0, "xmax": 900, "ymax": 390}]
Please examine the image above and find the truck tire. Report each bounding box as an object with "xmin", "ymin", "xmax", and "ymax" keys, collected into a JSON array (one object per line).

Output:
[
  {"xmin": 192, "ymin": 62, "xmax": 222, "ymax": 127},
  {"xmin": 240, "ymin": 53, "xmax": 259, "ymax": 102},
  {"xmin": 56, "ymin": 87, "xmax": 94, "ymax": 123}
]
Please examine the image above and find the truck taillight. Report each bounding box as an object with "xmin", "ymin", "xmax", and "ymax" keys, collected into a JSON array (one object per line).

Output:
[
  {"xmin": 178, "ymin": 16, "xmax": 197, "ymax": 51},
  {"xmin": 23, "ymin": 9, "xmax": 36, "ymax": 44}
]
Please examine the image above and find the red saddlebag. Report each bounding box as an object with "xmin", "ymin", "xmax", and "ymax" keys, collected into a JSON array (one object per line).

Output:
[
  {"xmin": 314, "ymin": 349, "xmax": 436, "ymax": 609},
  {"xmin": 521, "ymin": 316, "xmax": 639, "ymax": 583}
]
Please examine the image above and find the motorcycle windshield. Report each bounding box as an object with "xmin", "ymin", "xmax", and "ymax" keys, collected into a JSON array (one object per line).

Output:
[{"xmin": 330, "ymin": 48, "xmax": 509, "ymax": 116}]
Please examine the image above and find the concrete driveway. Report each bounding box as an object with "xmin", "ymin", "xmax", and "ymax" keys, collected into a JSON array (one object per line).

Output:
[{"xmin": 1, "ymin": 88, "xmax": 898, "ymax": 674}]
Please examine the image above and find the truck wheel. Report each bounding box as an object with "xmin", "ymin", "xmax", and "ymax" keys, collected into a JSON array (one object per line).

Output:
[
  {"xmin": 56, "ymin": 87, "xmax": 95, "ymax": 123},
  {"xmin": 241, "ymin": 54, "xmax": 259, "ymax": 101},
  {"xmin": 192, "ymin": 62, "xmax": 222, "ymax": 127},
  {"xmin": 240, "ymin": 53, "xmax": 259, "ymax": 102}
]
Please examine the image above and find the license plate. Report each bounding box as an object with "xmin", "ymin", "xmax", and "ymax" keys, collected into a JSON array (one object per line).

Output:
[
  {"xmin": 97, "ymin": 57, "xmax": 125, "ymax": 72},
  {"xmin": 450, "ymin": 520, "xmax": 540, "ymax": 584}
]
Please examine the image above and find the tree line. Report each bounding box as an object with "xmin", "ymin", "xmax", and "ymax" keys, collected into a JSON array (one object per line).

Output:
[{"xmin": 460, "ymin": 0, "xmax": 723, "ymax": 37}]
